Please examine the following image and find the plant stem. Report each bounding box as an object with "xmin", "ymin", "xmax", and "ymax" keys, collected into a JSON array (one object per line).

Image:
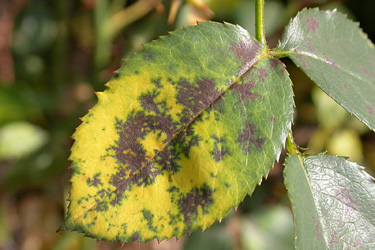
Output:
[{"xmin": 255, "ymin": 0, "xmax": 266, "ymax": 45}]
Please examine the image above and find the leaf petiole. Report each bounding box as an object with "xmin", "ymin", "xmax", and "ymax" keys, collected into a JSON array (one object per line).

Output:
[{"xmin": 286, "ymin": 133, "xmax": 300, "ymax": 155}]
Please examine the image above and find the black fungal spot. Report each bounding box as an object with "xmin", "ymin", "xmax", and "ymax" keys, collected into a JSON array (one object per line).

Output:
[
  {"xmin": 95, "ymin": 201, "xmax": 109, "ymax": 212},
  {"xmin": 175, "ymin": 78, "xmax": 221, "ymax": 122},
  {"xmin": 174, "ymin": 126, "xmax": 202, "ymax": 158},
  {"xmin": 130, "ymin": 232, "xmax": 139, "ymax": 241},
  {"xmin": 139, "ymin": 90, "xmax": 160, "ymax": 113},
  {"xmin": 142, "ymin": 209, "xmax": 157, "ymax": 232},
  {"xmin": 107, "ymin": 77, "xmax": 222, "ymax": 206},
  {"xmin": 232, "ymin": 79, "xmax": 260, "ymax": 102},
  {"xmin": 97, "ymin": 189, "xmax": 107, "ymax": 199},
  {"xmin": 211, "ymin": 136, "xmax": 230, "ymax": 162},
  {"xmin": 151, "ymin": 77, "xmax": 162, "ymax": 88},
  {"xmin": 87, "ymin": 173, "xmax": 103, "ymax": 187},
  {"xmin": 167, "ymin": 186, "xmax": 179, "ymax": 193},
  {"xmin": 237, "ymin": 122, "xmax": 265, "ymax": 153},
  {"xmin": 178, "ymin": 184, "xmax": 214, "ymax": 230},
  {"xmin": 155, "ymin": 146, "xmax": 181, "ymax": 173},
  {"xmin": 109, "ymin": 106, "xmax": 180, "ymax": 204}
]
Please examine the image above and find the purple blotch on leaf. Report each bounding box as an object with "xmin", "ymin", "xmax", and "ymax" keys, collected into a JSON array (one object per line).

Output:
[
  {"xmin": 237, "ymin": 122, "xmax": 265, "ymax": 153},
  {"xmin": 211, "ymin": 136, "xmax": 230, "ymax": 162},
  {"xmin": 367, "ymin": 105, "xmax": 374, "ymax": 116},
  {"xmin": 230, "ymin": 39, "xmax": 261, "ymax": 74},
  {"xmin": 311, "ymin": 214, "xmax": 322, "ymax": 239},
  {"xmin": 179, "ymin": 184, "xmax": 213, "ymax": 231},
  {"xmin": 87, "ymin": 173, "xmax": 103, "ymax": 187},
  {"xmin": 306, "ymin": 14, "xmax": 320, "ymax": 33}
]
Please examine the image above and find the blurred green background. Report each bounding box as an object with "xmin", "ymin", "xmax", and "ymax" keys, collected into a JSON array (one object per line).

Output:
[{"xmin": 0, "ymin": 0, "xmax": 374, "ymax": 249}]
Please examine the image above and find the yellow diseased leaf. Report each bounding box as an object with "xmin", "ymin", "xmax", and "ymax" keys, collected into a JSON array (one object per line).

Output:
[{"xmin": 62, "ymin": 22, "xmax": 294, "ymax": 243}]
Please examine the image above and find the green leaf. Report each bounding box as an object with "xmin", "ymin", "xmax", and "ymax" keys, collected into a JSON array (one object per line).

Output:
[
  {"xmin": 61, "ymin": 22, "xmax": 294, "ymax": 243},
  {"xmin": 241, "ymin": 205, "xmax": 294, "ymax": 250},
  {"xmin": 284, "ymin": 154, "xmax": 375, "ymax": 249},
  {"xmin": 277, "ymin": 8, "xmax": 375, "ymax": 131},
  {"xmin": 0, "ymin": 122, "xmax": 49, "ymax": 160}
]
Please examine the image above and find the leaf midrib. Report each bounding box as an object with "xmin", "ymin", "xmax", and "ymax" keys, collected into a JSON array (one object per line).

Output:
[
  {"xmin": 278, "ymin": 49, "xmax": 375, "ymax": 87},
  {"xmin": 70, "ymin": 49, "xmax": 270, "ymax": 222},
  {"xmin": 289, "ymin": 154, "xmax": 330, "ymax": 249}
]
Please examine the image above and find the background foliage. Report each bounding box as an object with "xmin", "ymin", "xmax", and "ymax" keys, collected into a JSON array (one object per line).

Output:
[{"xmin": 0, "ymin": 0, "xmax": 374, "ymax": 249}]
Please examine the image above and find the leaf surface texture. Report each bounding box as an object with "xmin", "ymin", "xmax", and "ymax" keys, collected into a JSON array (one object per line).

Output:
[{"xmin": 285, "ymin": 154, "xmax": 375, "ymax": 249}]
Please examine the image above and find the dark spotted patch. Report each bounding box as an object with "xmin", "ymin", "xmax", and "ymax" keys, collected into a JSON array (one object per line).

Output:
[
  {"xmin": 230, "ymin": 40, "xmax": 262, "ymax": 66},
  {"xmin": 95, "ymin": 201, "xmax": 109, "ymax": 212},
  {"xmin": 343, "ymin": 83, "xmax": 348, "ymax": 90},
  {"xmin": 109, "ymin": 164, "xmax": 160, "ymax": 206},
  {"xmin": 212, "ymin": 96, "xmax": 225, "ymax": 113},
  {"xmin": 255, "ymin": 67, "xmax": 269, "ymax": 82},
  {"xmin": 107, "ymin": 77, "xmax": 220, "ymax": 207},
  {"xmin": 232, "ymin": 80, "xmax": 260, "ymax": 102},
  {"xmin": 142, "ymin": 209, "xmax": 157, "ymax": 232},
  {"xmin": 306, "ymin": 14, "xmax": 320, "ymax": 33},
  {"xmin": 151, "ymin": 77, "xmax": 162, "ymax": 88},
  {"xmin": 109, "ymin": 110, "xmax": 176, "ymax": 205},
  {"xmin": 178, "ymin": 184, "xmax": 213, "ymax": 230},
  {"xmin": 168, "ymin": 211, "xmax": 182, "ymax": 228},
  {"xmin": 175, "ymin": 78, "xmax": 220, "ymax": 120},
  {"xmin": 237, "ymin": 122, "xmax": 265, "ymax": 153},
  {"xmin": 130, "ymin": 232, "xmax": 139, "ymax": 241},
  {"xmin": 211, "ymin": 136, "xmax": 230, "ymax": 162},
  {"xmin": 145, "ymin": 53, "xmax": 154, "ymax": 60},
  {"xmin": 167, "ymin": 186, "xmax": 179, "ymax": 193},
  {"xmin": 113, "ymin": 73, "xmax": 120, "ymax": 79},
  {"xmin": 270, "ymin": 116, "xmax": 274, "ymax": 123},
  {"xmin": 269, "ymin": 58, "xmax": 285, "ymax": 76},
  {"xmin": 97, "ymin": 189, "xmax": 107, "ymax": 199},
  {"xmin": 87, "ymin": 173, "xmax": 102, "ymax": 187},
  {"xmin": 155, "ymin": 145, "xmax": 181, "ymax": 173},
  {"xmin": 175, "ymin": 126, "xmax": 202, "ymax": 158},
  {"xmin": 139, "ymin": 90, "xmax": 160, "ymax": 113}
]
